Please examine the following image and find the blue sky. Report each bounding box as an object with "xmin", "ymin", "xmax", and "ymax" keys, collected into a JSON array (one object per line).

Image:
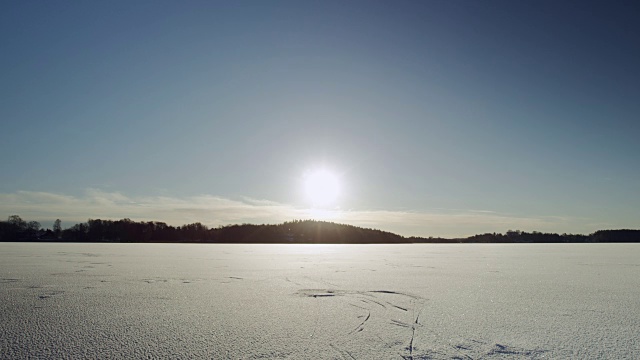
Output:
[{"xmin": 1, "ymin": 1, "xmax": 639, "ymax": 237}]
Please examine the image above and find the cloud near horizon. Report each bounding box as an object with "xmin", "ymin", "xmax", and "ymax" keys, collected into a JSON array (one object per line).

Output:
[{"xmin": 0, "ymin": 189, "xmax": 585, "ymax": 237}]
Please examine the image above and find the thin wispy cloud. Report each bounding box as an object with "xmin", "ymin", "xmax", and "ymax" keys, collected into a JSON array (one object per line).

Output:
[{"xmin": 0, "ymin": 189, "xmax": 585, "ymax": 237}]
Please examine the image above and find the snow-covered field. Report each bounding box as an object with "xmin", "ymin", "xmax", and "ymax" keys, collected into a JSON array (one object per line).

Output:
[{"xmin": 1, "ymin": 243, "xmax": 639, "ymax": 359}]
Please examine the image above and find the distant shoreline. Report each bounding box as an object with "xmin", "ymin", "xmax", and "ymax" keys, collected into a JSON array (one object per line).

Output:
[
  {"xmin": 2, "ymin": 216, "xmax": 639, "ymax": 244},
  {"xmin": 6, "ymin": 240, "xmax": 640, "ymax": 244}
]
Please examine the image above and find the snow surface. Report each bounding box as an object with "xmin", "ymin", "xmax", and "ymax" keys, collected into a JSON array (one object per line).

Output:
[{"xmin": 1, "ymin": 243, "xmax": 639, "ymax": 359}]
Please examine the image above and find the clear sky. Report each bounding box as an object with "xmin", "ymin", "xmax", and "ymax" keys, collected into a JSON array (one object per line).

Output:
[{"xmin": 1, "ymin": 0, "xmax": 639, "ymax": 237}]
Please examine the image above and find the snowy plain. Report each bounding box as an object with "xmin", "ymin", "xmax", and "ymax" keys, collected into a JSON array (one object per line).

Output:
[{"xmin": 1, "ymin": 243, "xmax": 639, "ymax": 359}]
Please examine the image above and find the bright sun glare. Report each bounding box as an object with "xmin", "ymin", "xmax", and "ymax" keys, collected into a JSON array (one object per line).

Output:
[{"xmin": 304, "ymin": 169, "xmax": 340, "ymax": 207}]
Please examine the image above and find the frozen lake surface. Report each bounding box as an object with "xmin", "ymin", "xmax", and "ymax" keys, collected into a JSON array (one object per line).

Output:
[{"xmin": 1, "ymin": 243, "xmax": 639, "ymax": 359}]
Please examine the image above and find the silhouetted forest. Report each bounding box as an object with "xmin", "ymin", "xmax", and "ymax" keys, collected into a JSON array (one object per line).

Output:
[{"xmin": 0, "ymin": 215, "xmax": 638, "ymax": 243}]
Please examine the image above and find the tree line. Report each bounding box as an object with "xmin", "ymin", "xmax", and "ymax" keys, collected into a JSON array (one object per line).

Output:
[{"xmin": 0, "ymin": 215, "xmax": 638, "ymax": 243}]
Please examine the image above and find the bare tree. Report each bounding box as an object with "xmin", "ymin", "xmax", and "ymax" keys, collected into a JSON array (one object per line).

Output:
[
  {"xmin": 53, "ymin": 219, "xmax": 62, "ymax": 238},
  {"xmin": 7, "ymin": 215, "xmax": 26, "ymax": 230}
]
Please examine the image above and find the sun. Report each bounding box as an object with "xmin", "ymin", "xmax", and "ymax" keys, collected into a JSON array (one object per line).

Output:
[{"xmin": 303, "ymin": 168, "xmax": 340, "ymax": 207}]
